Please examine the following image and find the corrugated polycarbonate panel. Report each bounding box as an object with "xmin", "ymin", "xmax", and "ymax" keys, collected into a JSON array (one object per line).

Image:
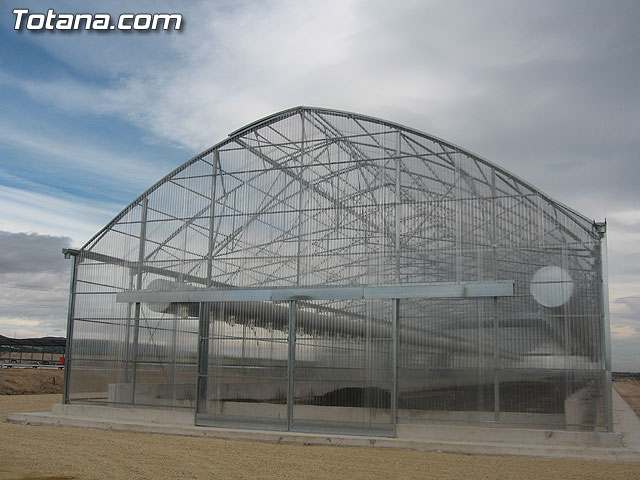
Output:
[
  {"xmin": 67, "ymin": 200, "xmax": 200, "ymax": 408},
  {"xmin": 67, "ymin": 107, "xmax": 608, "ymax": 432},
  {"xmin": 67, "ymin": 315, "xmax": 128, "ymax": 402},
  {"xmin": 67, "ymin": 260, "xmax": 132, "ymax": 403},
  {"xmin": 292, "ymin": 299, "xmax": 394, "ymax": 436},
  {"xmin": 196, "ymin": 302, "xmax": 288, "ymax": 430},
  {"xmin": 129, "ymin": 312, "xmax": 198, "ymax": 408},
  {"xmin": 398, "ymin": 298, "xmax": 496, "ymax": 424}
]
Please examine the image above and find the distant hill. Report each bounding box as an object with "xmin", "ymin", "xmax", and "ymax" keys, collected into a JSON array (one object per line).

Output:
[{"xmin": 0, "ymin": 335, "xmax": 66, "ymax": 346}]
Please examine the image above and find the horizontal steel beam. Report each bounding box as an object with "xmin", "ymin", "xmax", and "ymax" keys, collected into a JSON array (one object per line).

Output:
[{"xmin": 115, "ymin": 280, "xmax": 514, "ymax": 304}]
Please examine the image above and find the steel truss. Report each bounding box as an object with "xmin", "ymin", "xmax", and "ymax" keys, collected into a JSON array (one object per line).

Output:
[{"xmin": 63, "ymin": 107, "xmax": 612, "ymax": 434}]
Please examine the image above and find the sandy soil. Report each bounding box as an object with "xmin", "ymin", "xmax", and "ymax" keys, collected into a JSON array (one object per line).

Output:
[
  {"xmin": 0, "ymin": 368, "xmax": 64, "ymax": 395},
  {"xmin": 0, "ymin": 395, "xmax": 638, "ymax": 480},
  {"xmin": 614, "ymin": 379, "xmax": 640, "ymax": 418}
]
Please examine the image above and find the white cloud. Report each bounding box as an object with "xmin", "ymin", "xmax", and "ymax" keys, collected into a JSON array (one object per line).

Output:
[
  {"xmin": 608, "ymin": 210, "xmax": 640, "ymax": 230},
  {"xmin": 611, "ymin": 324, "xmax": 639, "ymax": 340},
  {"xmin": 0, "ymin": 186, "xmax": 114, "ymax": 246},
  {"xmin": 0, "ymin": 118, "xmax": 170, "ymax": 190},
  {"xmin": 0, "ymin": 232, "xmax": 73, "ymax": 336}
]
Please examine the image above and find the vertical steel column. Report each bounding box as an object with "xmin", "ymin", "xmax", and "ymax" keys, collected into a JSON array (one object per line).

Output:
[
  {"xmin": 287, "ymin": 300, "xmax": 297, "ymax": 431},
  {"xmin": 391, "ymin": 298, "xmax": 399, "ymax": 435},
  {"xmin": 493, "ymin": 297, "xmax": 500, "ymax": 422},
  {"xmin": 561, "ymin": 246, "xmax": 571, "ymax": 401},
  {"xmin": 393, "ymin": 131, "xmax": 401, "ymax": 434},
  {"xmin": 598, "ymin": 223, "xmax": 614, "ymax": 432},
  {"xmin": 196, "ymin": 302, "xmax": 209, "ymax": 415},
  {"xmin": 170, "ymin": 307, "xmax": 181, "ymax": 407},
  {"xmin": 123, "ymin": 273, "xmax": 134, "ymax": 382},
  {"xmin": 491, "ymin": 169, "xmax": 500, "ymax": 422},
  {"xmin": 241, "ymin": 323, "xmax": 246, "ymax": 366},
  {"xmin": 395, "ymin": 130, "xmax": 401, "ymax": 284},
  {"xmin": 455, "ymin": 155, "xmax": 462, "ymax": 283},
  {"xmin": 199, "ymin": 152, "xmax": 219, "ymax": 418},
  {"xmin": 477, "ymin": 295, "xmax": 485, "ymax": 414},
  {"xmin": 130, "ymin": 311, "xmax": 142, "ymax": 404},
  {"xmin": 206, "ymin": 151, "xmax": 219, "ymax": 287},
  {"xmin": 130, "ymin": 196, "xmax": 148, "ymax": 405},
  {"xmin": 295, "ymin": 113, "xmax": 306, "ymax": 287},
  {"xmin": 364, "ymin": 302, "xmax": 372, "ymax": 414},
  {"xmin": 62, "ymin": 253, "xmax": 77, "ymax": 404}
]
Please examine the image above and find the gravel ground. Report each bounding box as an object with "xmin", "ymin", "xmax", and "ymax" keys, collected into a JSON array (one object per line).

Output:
[
  {"xmin": 614, "ymin": 379, "xmax": 640, "ymax": 418},
  {"xmin": 1, "ymin": 394, "xmax": 639, "ymax": 480}
]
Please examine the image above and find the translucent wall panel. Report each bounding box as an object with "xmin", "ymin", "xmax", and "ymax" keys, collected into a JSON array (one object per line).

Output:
[
  {"xmin": 68, "ymin": 256, "xmax": 199, "ymax": 408},
  {"xmin": 129, "ymin": 310, "xmax": 198, "ymax": 409},
  {"xmin": 67, "ymin": 260, "xmax": 131, "ymax": 403},
  {"xmin": 67, "ymin": 317, "xmax": 128, "ymax": 402},
  {"xmin": 67, "ymin": 107, "xmax": 609, "ymax": 432},
  {"xmin": 398, "ymin": 290, "xmax": 605, "ymax": 429},
  {"xmin": 398, "ymin": 298, "xmax": 496, "ymax": 424},
  {"xmin": 196, "ymin": 302, "xmax": 289, "ymax": 430},
  {"xmin": 292, "ymin": 299, "xmax": 394, "ymax": 436}
]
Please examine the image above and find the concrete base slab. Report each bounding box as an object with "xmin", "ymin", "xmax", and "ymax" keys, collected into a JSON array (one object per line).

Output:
[{"xmin": 6, "ymin": 392, "xmax": 640, "ymax": 462}]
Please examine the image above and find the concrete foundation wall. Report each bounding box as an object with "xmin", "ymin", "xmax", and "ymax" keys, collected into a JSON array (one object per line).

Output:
[{"xmin": 50, "ymin": 402, "xmax": 622, "ymax": 448}]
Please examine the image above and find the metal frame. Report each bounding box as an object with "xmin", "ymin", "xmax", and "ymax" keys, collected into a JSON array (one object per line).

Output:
[
  {"xmin": 597, "ymin": 221, "xmax": 613, "ymax": 432},
  {"xmin": 0, "ymin": 336, "xmax": 65, "ymax": 364},
  {"xmin": 192, "ymin": 282, "xmax": 514, "ymax": 435},
  {"xmin": 62, "ymin": 106, "xmax": 612, "ymax": 435},
  {"xmin": 62, "ymin": 253, "xmax": 77, "ymax": 404},
  {"xmin": 287, "ymin": 300, "xmax": 296, "ymax": 431},
  {"xmin": 115, "ymin": 281, "xmax": 515, "ymax": 304}
]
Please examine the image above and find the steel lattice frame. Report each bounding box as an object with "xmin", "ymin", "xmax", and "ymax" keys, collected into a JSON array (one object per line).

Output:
[{"xmin": 63, "ymin": 107, "xmax": 612, "ymax": 434}]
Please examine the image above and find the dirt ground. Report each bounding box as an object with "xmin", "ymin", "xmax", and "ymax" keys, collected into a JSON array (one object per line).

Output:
[
  {"xmin": 0, "ymin": 395, "xmax": 638, "ymax": 480},
  {"xmin": 614, "ymin": 379, "xmax": 640, "ymax": 418},
  {"xmin": 0, "ymin": 367, "xmax": 64, "ymax": 395}
]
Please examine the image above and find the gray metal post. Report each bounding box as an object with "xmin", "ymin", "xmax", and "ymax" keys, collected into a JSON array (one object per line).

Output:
[
  {"xmin": 62, "ymin": 253, "xmax": 77, "ymax": 404},
  {"xmin": 201, "ymin": 152, "xmax": 218, "ymax": 417},
  {"xmin": 242, "ymin": 323, "xmax": 246, "ymax": 366},
  {"xmin": 130, "ymin": 302, "xmax": 142, "ymax": 404},
  {"xmin": 561, "ymin": 246, "xmax": 571, "ymax": 401},
  {"xmin": 493, "ymin": 296, "xmax": 500, "ymax": 422},
  {"xmin": 206, "ymin": 151, "xmax": 219, "ymax": 287},
  {"xmin": 196, "ymin": 302, "xmax": 209, "ymax": 415},
  {"xmin": 170, "ymin": 307, "xmax": 180, "ymax": 407},
  {"xmin": 598, "ymin": 222, "xmax": 614, "ymax": 432},
  {"xmin": 287, "ymin": 300, "xmax": 297, "ymax": 431},
  {"xmin": 130, "ymin": 196, "xmax": 148, "ymax": 405},
  {"xmin": 123, "ymin": 273, "xmax": 134, "ymax": 382},
  {"xmin": 295, "ymin": 113, "xmax": 306, "ymax": 287},
  {"xmin": 491, "ymin": 169, "xmax": 500, "ymax": 422},
  {"xmin": 455, "ymin": 156, "xmax": 462, "ymax": 283},
  {"xmin": 395, "ymin": 130, "xmax": 401, "ymax": 284},
  {"xmin": 392, "ymin": 298, "xmax": 399, "ymax": 435}
]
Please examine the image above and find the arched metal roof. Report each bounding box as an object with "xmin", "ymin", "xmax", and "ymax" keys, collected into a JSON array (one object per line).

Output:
[{"xmin": 82, "ymin": 106, "xmax": 596, "ymax": 253}]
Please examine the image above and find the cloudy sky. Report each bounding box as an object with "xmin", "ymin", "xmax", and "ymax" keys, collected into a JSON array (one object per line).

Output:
[{"xmin": 0, "ymin": 1, "xmax": 638, "ymax": 370}]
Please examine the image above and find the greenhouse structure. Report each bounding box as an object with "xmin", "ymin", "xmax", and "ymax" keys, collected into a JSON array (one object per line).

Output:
[{"xmin": 61, "ymin": 106, "xmax": 612, "ymax": 437}]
